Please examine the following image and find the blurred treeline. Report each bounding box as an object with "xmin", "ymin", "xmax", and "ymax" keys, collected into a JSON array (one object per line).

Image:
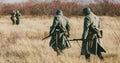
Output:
[{"xmin": 0, "ymin": 0, "xmax": 120, "ymax": 16}]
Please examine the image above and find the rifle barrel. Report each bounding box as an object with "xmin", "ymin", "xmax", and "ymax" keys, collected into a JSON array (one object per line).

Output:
[
  {"xmin": 42, "ymin": 35, "xmax": 51, "ymax": 40},
  {"xmin": 68, "ymin": 39, "xmax": 82, "ymax": 41}
]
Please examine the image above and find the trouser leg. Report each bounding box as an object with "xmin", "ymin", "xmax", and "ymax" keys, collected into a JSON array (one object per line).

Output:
[
  {"xmin": 97, "ymin": 52, "xmax": 104, "ymax": 60},
  {"xmin": 13, "ymin": 20, "xmax": 15, "ymax": 24},
  {"xmin": 85, "ymin": 54, "xmax": 90, "ymax": 62},
  {"xmin": 16, "ymin": 18, "xmax": 20, "ymax": 25},
  {"xmin": 11, "ymin": 18, "xmax": 15, "ymax": 24},
  {"xmin": 52, "ymin": 46, "xmax": 61, "ymax": 56}
]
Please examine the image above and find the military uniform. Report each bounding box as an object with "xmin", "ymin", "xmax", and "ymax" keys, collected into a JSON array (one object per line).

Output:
[
  {"xmin": 81, "ymin": 8, "xmax": 106, "ymax": 61},
  {"xmin": 16, "ymin": 10, "xmax": 21, "ymax": 25},
  {"xmin": 49, "ymin": 9, "xmax": 71, "ymax": 55},
  {"xmin": 10, "ymin": 10, "xmax": 16, "ymax": 24}
]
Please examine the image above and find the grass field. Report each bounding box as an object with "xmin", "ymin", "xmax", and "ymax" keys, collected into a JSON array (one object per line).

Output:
[{"xmin": 0, "ymin": 16, "xmax": 120, "ymax": 63}]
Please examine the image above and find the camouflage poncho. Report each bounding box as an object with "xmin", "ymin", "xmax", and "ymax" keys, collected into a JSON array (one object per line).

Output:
[
  {"xmin": 10, "ymin": 10, "xmax": 16, "ymax": 24},
  {"xmin": 49, "ymin": 10, "xmax": 71, "ymax": 52},
  {"xmin": 81, "ymin": 8, "xmax": 106, "ymax": 55},
  {"xmin": 16, "ymin": 10, "xmax": 21, "ymax": 25}
]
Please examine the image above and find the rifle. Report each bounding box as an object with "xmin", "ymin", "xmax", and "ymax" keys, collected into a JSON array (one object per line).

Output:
[
  {"xmin": 69, "ymin": 38, "xmax": 83, "ymax": 41},
  {"xmin": 42, "ymin": 34, "xmax": 51, "ymax": 40},
  {"xmin": 68, "ymin": 38, "xmax": 83, "ymax": 48}
]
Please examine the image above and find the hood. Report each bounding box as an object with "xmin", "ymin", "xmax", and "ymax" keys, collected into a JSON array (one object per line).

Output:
[
  {"xmin": 56, "ymin": 9, "xmax": 63, "ymax": 15},
  {"xmin": 83, "ymin": 8, "xmax": 91, "ymax": 15}
]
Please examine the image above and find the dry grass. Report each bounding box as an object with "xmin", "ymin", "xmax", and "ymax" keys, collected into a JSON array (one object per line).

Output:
[{"xmin": 0, "ymin": 16, "xmax": 120, "ymax": 63}]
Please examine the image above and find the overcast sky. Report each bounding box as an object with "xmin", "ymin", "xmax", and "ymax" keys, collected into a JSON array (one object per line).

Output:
[
  {"xmin": 0, "ymin": 0, "xmax": 120, "ymax": 4},
  {"xmin": 0, "ymin": 0, "xmax": 28, "ymax": 3}
]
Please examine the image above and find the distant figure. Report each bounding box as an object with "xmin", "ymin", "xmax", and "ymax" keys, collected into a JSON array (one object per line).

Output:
[
  {"xmin": 49, "ymin": 9, "xmax": 71, "ymax": 55},
  {"xmin": 81, "ymin": 8, "xmax": 106, "ymax": 62},
  {"xmin": 10, "ymin": 10, "xmax": 16, "ymax": 24},
  {"xmin": 15, "ymin": 10, "xmax": 21, "ymax": 25}
]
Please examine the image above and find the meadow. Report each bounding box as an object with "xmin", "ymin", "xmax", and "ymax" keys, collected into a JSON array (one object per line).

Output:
[{"xmin": 0, "ymin": 16, "xmax": 120, "ymax": 63}]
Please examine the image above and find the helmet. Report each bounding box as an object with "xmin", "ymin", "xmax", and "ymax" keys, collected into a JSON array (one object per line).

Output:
[
  {"xmin": 56, "ymin": 9, "xmax": 63, "ymax": 15},
  {"xmin": 83, "ymin": 8, "xmax": 91, "ymax": 15}
]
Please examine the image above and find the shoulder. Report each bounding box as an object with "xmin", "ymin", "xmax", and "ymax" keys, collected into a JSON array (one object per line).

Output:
[
  {"xmin": 91, "ymin": 13, "xmax": 99, "ymax": 22},
  {"xmin": 62, "ymin": 16, "xmax": 69, "ymax": 21},
  {"xmin": 63, "ymin": 16, "xmax": 69, "ymax": 24},
  {"xmin": 63, "ymin": 16, "xmax": 68, "ymax": 20},
  {"xmin": 91, "ymin": 12, "xmax": 99, "ymax": 18},
  {"xmin": 54, "ymin": 15, "xmax": 61, "ymax": 19},
  {"xmin": 85, "ymin": 15, "xmax": 91, "ymax": 20}
]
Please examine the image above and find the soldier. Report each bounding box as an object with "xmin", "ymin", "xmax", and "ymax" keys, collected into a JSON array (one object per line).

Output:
[
  {"xmin": 49, "ymin": 9, "xmax": 71, "ymax": 55},
  {"xmin": 10, "ymin": 10, "xmax": 16, "ymax": 24},
  {"xmin": 15, "ymin": 10, "xmax": 21, "ymax": 25},
  {"xmin": 81, "ymin": 8, "xmax": 106, "ymax": 62}
]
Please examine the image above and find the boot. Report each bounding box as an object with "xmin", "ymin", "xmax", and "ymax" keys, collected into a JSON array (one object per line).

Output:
[
  {"xmin": 97, "ymin": 53, "xmax": 104, "ymax": 60},
  {"xmin": 85, "ymin": 54, "xmax": 90, "ymax": 62},
  {"xmin": 57, "ymin": 50, "xmax": 61, "ymax": 56}
]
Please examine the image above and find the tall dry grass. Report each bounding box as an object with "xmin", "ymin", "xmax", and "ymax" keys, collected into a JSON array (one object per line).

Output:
[{"xmin": 0, "ymin": 16, "xmax": 120, "ymax": 63}]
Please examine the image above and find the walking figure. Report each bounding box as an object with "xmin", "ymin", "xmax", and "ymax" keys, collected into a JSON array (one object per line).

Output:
[
  {"xmin": 81, "ymin": 8, "xmax": 106, "ymax": 62},
  {"xmin": 10, "ymin": 10, "xmax": 16, "ymax": 25},
  {"xmin": 49, "ymin": 9, "xmax": 71, "ymax": 55},
  {"xmin": 16, "ymin": 10, "xmax": 21, "ymax": 25}
]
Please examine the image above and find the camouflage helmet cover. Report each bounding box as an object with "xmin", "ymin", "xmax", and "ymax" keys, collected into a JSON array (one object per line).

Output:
[
  {"xmin": 56, "ymin": 9, "xmax": 63, "ymax": 15},
  {"xmin": 83, "ymin": 8, "xmax": 91, "ymax": 15}
]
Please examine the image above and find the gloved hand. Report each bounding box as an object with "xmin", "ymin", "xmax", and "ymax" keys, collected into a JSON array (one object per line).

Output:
[
  {"xmin": 65, "ymin": 32, "xmax": 70, "ymax": 37},
  {"xmin": 67, "ymin": 32, "xmax": 70, "ymax": 37}
]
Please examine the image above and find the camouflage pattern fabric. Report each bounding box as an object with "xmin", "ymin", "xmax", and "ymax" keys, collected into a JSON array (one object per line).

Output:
[
  {"xmin": 81, "ymin": 8, "xmax": 106, "ymax": 55},
  {"xmin": 10, "ymin": 10, "xmax": 16, "ymax": 24},
  {"xmin": 49, "ymin": 10, "xmax": 71, "ymax": 52},
  {"xmin": 16, "ymin": 10, "xmax": 21, "ymax": 25}
]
